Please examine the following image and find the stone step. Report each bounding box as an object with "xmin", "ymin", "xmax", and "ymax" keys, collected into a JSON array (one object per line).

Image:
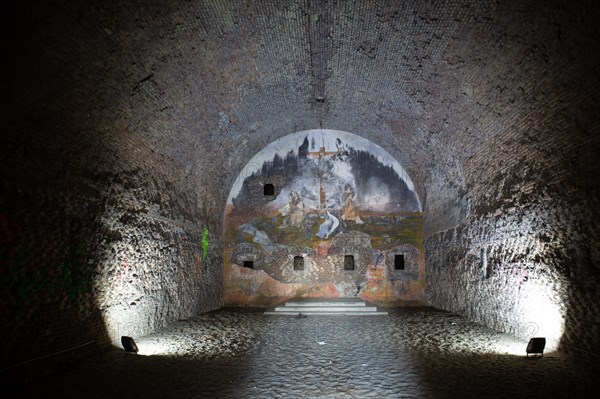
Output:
[
  {"xmin": 284, "ymin": 301, "xmax": 366, "ymax": 307},
  {"xmin": 265, "ymin": 298, "xmax": 388, "ymax": 316},
  {"xmin": 276, "ymin": 306, "xmax": 379, "ymax": 312},
  {"xmin": 264, "ymin": 311, "xmax": 388, "ymax": 316}
]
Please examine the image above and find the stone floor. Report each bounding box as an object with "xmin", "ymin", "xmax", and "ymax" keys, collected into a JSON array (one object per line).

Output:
[{"xmin": 17, "ymin": 307, "xmax": 600, "ymax": 398}]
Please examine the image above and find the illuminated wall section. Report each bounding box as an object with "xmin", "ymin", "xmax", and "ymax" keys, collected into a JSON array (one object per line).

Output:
[
  {"xmin": 95, "ymin": 204, "xmax": 218, "ymax": 345},
  {"xmin": 223, "ymin": 129, "xmax": 425, "ymax": 306}
]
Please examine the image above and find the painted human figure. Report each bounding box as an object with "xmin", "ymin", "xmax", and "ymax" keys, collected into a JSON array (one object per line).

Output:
[
  {"xmin": 280, "ymin": 191, "xmax": 304, "ymax": 228},
  {"xmin": 341, "ymin": 183, "xmax": 363, "ymax": 224},
  {"xmin": 288, "ymin": 191, "xmax": 304, "ymax": 227}
]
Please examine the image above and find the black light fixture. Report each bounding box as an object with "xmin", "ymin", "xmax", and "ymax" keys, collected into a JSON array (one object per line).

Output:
[
  {"xmin": 121, "ymin": 336, "xmax": 139, "ymax": 353},
  {"xmin": 526, "ymin": 337, "xmax": 546, "ymax": 357}
]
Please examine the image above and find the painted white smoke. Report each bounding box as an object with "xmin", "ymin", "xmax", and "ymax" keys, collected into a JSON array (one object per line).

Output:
[{"xmin": 360, "ymin": 177, "xmax": 392, "ymax": 211}]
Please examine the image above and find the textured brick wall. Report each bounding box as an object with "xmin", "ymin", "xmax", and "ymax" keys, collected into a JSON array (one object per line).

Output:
[
  {"xmin": 423, "ymin": 1, "xmax": 600, "ymax": 354},
  {"xmin": 426, "ymin": 115, "xmax": 600, "ymax": 353},
  {"xmin": 0, "ymin": 142, "xmax": 223, "ymax": 378},
  {"xmin": 1, "ymin": 0, "xmax": 225, "ymax": 378},
  {"xmin": 426, "ymin": 195, "xmax": 599, "ymax": 351}
]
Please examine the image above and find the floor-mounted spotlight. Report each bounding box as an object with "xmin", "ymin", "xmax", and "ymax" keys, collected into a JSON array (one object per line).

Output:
[
  {"xmin": 121, "ymin": 336, "xmax": 139, "ymax": 353},
  {"xmin": 526, "ymin": 337, "xmax": 546, "ymax": 357}
]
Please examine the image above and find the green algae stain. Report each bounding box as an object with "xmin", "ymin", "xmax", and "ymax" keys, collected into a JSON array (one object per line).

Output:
[{"xmin": 202, "ymin": 226, "xmax": 209, "ymax": 261}]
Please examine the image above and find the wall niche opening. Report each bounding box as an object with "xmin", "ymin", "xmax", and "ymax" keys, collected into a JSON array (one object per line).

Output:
[
  {"xmin": 344, "ymin": 255, "xmax": 355, "ymax": 270},
  {"xmin": 263, "ymin": 183, "xmax": 275, "ymax": 196},
  {"xmin": 243, "ymin": 260, "xmax": 254, "ymax": 269},
  {"xmin": 293, "ymin": 256, "xmax": 304, "ymax": 271},
  {"xmin": 482, "ymin": 248, "xmax": 492, "ymax": 279},
  {"xmin": 394, "ymin": 254, "xmax": 405, "ymax": 270}
]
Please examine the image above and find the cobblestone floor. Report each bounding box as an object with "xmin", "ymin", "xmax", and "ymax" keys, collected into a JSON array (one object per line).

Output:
[{"xmin": 20, "ymin": 307, "xmax": 600, "ymax": 398}]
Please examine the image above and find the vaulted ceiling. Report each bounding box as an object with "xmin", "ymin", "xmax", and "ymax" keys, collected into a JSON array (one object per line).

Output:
[{"xmin": 4, "ymin": 0, "xmax": 598, "ymax": 235}]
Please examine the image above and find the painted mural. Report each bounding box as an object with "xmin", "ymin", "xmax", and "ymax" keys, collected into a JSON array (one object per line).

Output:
[{"xmin": 224, "ymin": 130, "xmax": 425, "ymax": 306}]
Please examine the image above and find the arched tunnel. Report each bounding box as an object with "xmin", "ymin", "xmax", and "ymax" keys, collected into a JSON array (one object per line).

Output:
[{"xmin": 1, "ymin": 0, "xmax": 599, "ymax": 397}]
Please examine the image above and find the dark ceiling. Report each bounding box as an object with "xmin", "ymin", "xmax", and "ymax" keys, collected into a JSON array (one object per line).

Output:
[{"xmin": 2, "ymin": 0, "xmax": 599, "ymax": 233}]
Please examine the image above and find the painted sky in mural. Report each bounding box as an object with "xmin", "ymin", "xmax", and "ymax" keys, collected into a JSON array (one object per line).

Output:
[{"xmin": 228, "ymin": 129, "xmax": 421, "ymax": 215}]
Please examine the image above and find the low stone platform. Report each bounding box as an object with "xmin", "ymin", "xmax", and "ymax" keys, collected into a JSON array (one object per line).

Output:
[{"xmin": 264, "ymin": 297, "xmax": 388, "ymax": 316}]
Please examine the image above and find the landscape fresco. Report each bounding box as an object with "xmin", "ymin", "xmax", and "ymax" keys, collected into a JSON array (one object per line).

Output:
[{"xmin": 224, "ymin": 130, "xmax": 425, "ymax": 306}]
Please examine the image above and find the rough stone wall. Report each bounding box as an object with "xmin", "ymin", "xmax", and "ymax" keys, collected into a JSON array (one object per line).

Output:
[
  {"xmin": 1, "ymin": 0, "xmax": 224, "ymax": 377},
  {"xmin": 426, "ymin": 183, "xmax": 599, "ymax": 354},
  {"xmin": 0, "ymin": 161, "xmax": 223, "ymax": 377},
  {"xmin": 94, "ymin": 180, "xmax": 222, "ymax": 343},
  {"xmin": 421, "ymin": 0, "xmax": 600, "ymax": 355},
  {"xmin": 425, "ymin": 55, "xmax": 600, "ymax": 353}
]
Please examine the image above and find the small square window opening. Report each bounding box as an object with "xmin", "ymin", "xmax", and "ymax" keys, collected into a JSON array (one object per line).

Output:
[
  {"xmin": 264, "ymin": 184, "xmax": 275, "ymax": 196},
  {"xmin": 344, "ymin": 255, "xmax": 355, "ymax": 270},
  {"xmin": 294, "ymin": 256, "xmax": 304, "ymax": 271},
  {"xmin": 394, "ymin": 254, "xmax": 405, "ymax": 270}
]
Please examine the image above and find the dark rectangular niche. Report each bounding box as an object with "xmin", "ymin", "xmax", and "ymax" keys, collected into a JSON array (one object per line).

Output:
[
  {"xmin": 344, "ymin": 255, "xmax": 355, "ymax": 270},
  {"xmin": 394, "ymin": 254, "xmax": 405, "ymax": 270},
  {"xmin": 243, "ymin": 260, "xmax": 254, "ymax": 269},
  {"xmin": 294, "ymin": 256, "xmax": 304, "ymax": 271},
  {"xmin": 263, "ymin": 183, "xmax": 275, "ymax": 196},
  {"xmin": 482, "ymin": 248, "xmax": 492, "ymax": 279}
]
